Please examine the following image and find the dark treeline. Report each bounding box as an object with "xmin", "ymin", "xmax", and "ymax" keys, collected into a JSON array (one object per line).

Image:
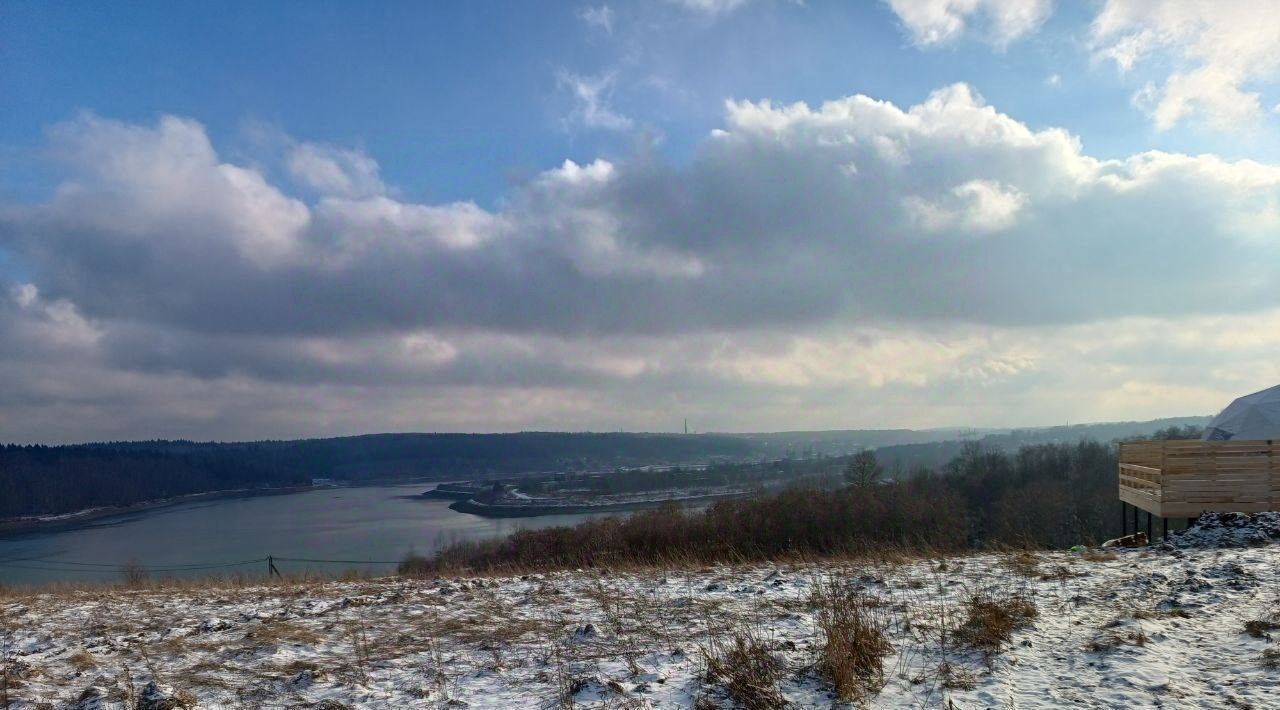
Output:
[
  {"xmin": 0, "ymin": 445, "xmax": 307, "ymax": 518},
  {"xmin": 515, "ymin": 456, "xmax": 844, "ymax": 496},
  {"xmin": 404, "ymin": 438, "xmax": 1151, "ymax": 574},
  {"xmin": 0, "ymin": 433, "xmax": 758, "ymax": 518},
  {"xmin": 874, "ymin": 417, "xmax": 1208, "ymax": 471}
]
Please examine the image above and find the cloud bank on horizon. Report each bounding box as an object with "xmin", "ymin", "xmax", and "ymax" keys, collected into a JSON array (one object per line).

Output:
[{"xmin": 3, "ymin": 0, "xmax": 1280, "ymax": 442}]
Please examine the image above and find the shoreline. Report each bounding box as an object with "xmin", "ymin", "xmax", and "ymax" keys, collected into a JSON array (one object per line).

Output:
[
  {"xmin": 0, "ymin": 485, "xmax": 319, "ymax": 538},
  {"xmin": 447, "ymin": 489, "xmax": 750, "ymax": 518}
]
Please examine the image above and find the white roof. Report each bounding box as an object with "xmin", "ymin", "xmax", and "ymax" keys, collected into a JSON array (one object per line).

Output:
[{"xmin": 1203, "ymin": 384, "xmax": 1280, "ymax": 441}]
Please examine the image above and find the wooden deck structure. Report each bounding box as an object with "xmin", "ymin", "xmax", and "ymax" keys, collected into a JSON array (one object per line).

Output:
[{"xmin": 1119, "ymin": 439, "xmax": 1280, "ymax": 518}]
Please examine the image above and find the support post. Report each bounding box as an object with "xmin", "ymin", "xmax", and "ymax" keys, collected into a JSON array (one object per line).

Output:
[
  {"xmin": 1163, "ymin": 516, "xmax": 1168, "ymax": 540},
  {"xmin": 1121, "ymin": 501, "xmax": 1127, "ymax": 535},
  {"xmin": 1146, "ymin": 510, "xmax": 1152, "ymax": 542},
  {"xmin": 1132, "ymin": 504, "xmax": 1138, "ymax": 536},
  {"xmin": 268, "ymin": 555, "xmax": 281, "ymax": 578}
]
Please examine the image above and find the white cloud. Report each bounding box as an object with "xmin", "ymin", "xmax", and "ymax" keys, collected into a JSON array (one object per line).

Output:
[
  {"xmin": 286, "ymin": 143, "xmax": 386, "ymax": 198},
  {"xmin": 45, "ymin": 113, "xmax": 310, "ymax": 267},
  {"xmin": 1091, "ymin": 0, "xmax": 1280, "ymax": 130},
  {"xmin": 556, "ymin": 70, "xmax": 634, "ymax": 131},
  {"xmin": 579, "ymin": 4, "xmax": 614, "ymax": 34},
  {"xmin": 11, "ymin": 86, "xmax": 1280, "ymax": 437},
  {"xmin": 666, "ymin": 0, "xmax": 751, "ymax": 16},
  {"xmin": 312, "ymin": 196, "xmax": 507, "ymax": 260},
  {"xmin": 904, "ymin": 179, "xmax": 1027, "ymax": 233},
  {"xmin": 887, "ymin": 0, "xmax": 1053, "ymax": 48}
]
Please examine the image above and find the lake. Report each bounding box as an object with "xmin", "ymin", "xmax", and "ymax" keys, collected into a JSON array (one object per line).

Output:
[{"xmin": 0, "ymin": 483, "xmax": 618, "ymax": 586}]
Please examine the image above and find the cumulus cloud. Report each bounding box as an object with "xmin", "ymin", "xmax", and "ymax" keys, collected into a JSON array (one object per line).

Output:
[
  {"xmin": 887, "ymin": 0, "xmax": 1052, "ymax": 48},
  {"xmin": 1090, "ymin": 0, "xmax": 1280, "ymax": 131},
  {"xmin": 39, "ymin": 113, "xmax": 310, "ymax": 268},
  {"xmin": 12, "ymin": 88, "xmax": 1280, "ymax": 336},
  {"xmin": 6, "ymin": 86, "xmax": 1280, "ymax": 439}
]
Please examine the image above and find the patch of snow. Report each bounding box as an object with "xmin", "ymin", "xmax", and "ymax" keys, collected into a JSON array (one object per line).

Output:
[{"xmin": 6, "ymin": 537, "xmax": 1280, "ymax": 707}]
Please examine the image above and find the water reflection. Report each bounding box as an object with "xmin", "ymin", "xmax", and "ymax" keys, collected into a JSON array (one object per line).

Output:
[{"xmin": 0, "ymin": 483, "xmax": 617, "ymax": 586}]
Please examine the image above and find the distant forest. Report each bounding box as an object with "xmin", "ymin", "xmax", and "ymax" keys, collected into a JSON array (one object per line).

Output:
[
  {"xmin": 0, "ymin": 433, "xmax": 757, "ymax": 518},
  {"xmin": 412, "ymin": 423, "xmax": 1214, "ymax": 574},
  {"xmin": 0, "ymin": 418, "xmax": 1209, "ymax": 519}
]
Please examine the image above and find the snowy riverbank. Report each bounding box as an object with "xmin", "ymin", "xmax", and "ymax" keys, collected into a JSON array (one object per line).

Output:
[{"xmin": 6, "ymin": 523, "xmax": 1280, "ymax": 707}]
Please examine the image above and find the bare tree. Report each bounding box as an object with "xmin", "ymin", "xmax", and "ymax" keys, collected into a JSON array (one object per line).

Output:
[{"xmin": 844, "ymin": 450, "xmax": 883, "ymax": 487}]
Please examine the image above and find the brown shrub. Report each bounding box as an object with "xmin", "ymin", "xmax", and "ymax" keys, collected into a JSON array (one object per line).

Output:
[
  {"xmin": 953, "ymin": 593, "xmax": 1038, "ymax": 656},
  {"xmin": 120, "ymin": 560, "xmax": 148, "ymax": 588},
  {"xmin": 701, "ymin": 630, "xmax": 786, "ymax": 710},
  {"xmin": 1245, "ymin": 617, "xmax": 1280, "ymax": 639},
  {"xmin": 937, "ymin": 661, "xmax": 978, "ymax": 690},
  {"xmin": 811, "ymin": 580, "xmax": 893, "ymax": 703},
  {"xmin": 67, "ymin": 649, "xmax": 96, "ymax": 672},
  {"xmin": 1263, "ymin": 647, "xmax": 1280, "ymax": 669},
  {"xmin": 402, "ymin": 482, "xmax": 969, "ymax": 575},
  {"xmin": 1000, "ymin": 551, "xmax": 1040, "ymax": 577}
]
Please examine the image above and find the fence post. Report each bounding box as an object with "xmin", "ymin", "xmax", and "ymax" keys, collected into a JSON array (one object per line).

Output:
[{"xmin": 268, "ymin": 555, "xmax": 281, "ymax": 578}]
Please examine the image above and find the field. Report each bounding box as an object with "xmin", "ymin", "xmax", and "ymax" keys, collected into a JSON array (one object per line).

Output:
[{"xmin": 5, "ymin": 520, "xmax": 1280, "ymax": 708}]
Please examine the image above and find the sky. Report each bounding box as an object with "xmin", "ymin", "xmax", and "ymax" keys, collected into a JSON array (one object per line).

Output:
[{"xmin": 4, "ymin": 0, "xmax": 1280, "ymax": 443}]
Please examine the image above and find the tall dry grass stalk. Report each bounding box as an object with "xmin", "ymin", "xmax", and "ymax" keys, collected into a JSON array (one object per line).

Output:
[
  {"xmin": 810, "ymin": 579, "xmax": 893, "ymax": 703},
  {"xmin": 700, "ymin": 628, "xmax": 786, "ymax": 709}
]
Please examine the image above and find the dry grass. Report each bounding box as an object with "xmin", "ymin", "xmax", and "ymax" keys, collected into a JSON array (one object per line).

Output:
[
  {"xmin": 66, "ymin": 649, "xmax": 96, "ymax": 672},
  {"xmin": 247, "ymin": 620, "xmax": 324, "ymax": 647},
  {"xmin": 953, "ymin": 592, "xmax": 1038, "ymax": 657},
  {"xmin": 700, "ymin": 629, "xmax": 787, "ymax": 710},
  {"xmin": 405, "ymin": 484, "xmax": 970, "ymax": 577},
  {"xmin": 1000, "ymin": 551, "xmax": 1042, "ymax": 578},
  {"xmin": 0, "ymin": 569, "xmax": 375, "ymax": 599},
  {"xmin": 1263, "ymin": 647, "xmax": 1280, "ymax": 669},
  {"xmin": 811, "ymin": 579, "xmax": 893, "ymax": 704},
  {"xmin": 1244, "ymin": 607, "xmax": 1280, "ymax": 639},
  {"xmin": 936, "ymin": 661, "xmax": 979, "ymax": 690},
  {"xmin": 1132, "ymin": 607, "xmax": 1191, "ymax": 621},
  {"xmin": 1086, "ymin": 628, "xmax": 1149, "ymax": 652},
  {"xmin": 1245, "ymin": 618, "xmax": 1280, "ymax": 639}
]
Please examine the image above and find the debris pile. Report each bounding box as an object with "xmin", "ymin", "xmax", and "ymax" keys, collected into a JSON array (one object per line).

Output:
[{"xmin": 1164, "ymin": 512, "xmax": 1280, "ymax": 548}]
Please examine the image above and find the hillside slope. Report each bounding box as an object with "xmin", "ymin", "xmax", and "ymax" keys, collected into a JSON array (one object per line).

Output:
[{"xmin": 4, "ymin": 521, "xmax": 1279, "ymax": 708}]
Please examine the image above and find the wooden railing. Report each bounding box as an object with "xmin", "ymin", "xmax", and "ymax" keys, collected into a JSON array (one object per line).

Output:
[{"xmin": 1118, "ymin": 439, "xmax": 1280, "ymax": 517}]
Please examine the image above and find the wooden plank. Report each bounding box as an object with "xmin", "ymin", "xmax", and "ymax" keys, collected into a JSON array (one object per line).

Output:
[
  {"xmin": 1119, "ymin": 439, "xmax": 1280, "ymax": 513},
  {"xmin": 1119, "ymin": 463, "xmax": 1162, "ymax": 475}
]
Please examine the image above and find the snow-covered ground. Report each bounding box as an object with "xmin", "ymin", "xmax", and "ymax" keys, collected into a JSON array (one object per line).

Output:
[{"xmin": 5, "ymin": 525, "xmax": 1280, "ymax": 708}]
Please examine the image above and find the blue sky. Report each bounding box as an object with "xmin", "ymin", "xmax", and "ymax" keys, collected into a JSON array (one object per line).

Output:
[
  {"xmin": 4, "ymin": 1, "xmax": 1280, "ymax": 441},
  {"xmin": 8, "ymin": 0, "xmax": 1268, "ymax": 206}
]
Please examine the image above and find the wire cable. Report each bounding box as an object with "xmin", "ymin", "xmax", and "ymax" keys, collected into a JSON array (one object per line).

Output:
[
  {"xmin": 0, "ymin": 558, "xmax": 267, "ymax": 573},
  {"xmin": 270, "ymin": 556, "xmax": 403, "ymax": 565},
  {"xmin": 0, "ymin": 555, "xmax": 408, "ymax": 574}
]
